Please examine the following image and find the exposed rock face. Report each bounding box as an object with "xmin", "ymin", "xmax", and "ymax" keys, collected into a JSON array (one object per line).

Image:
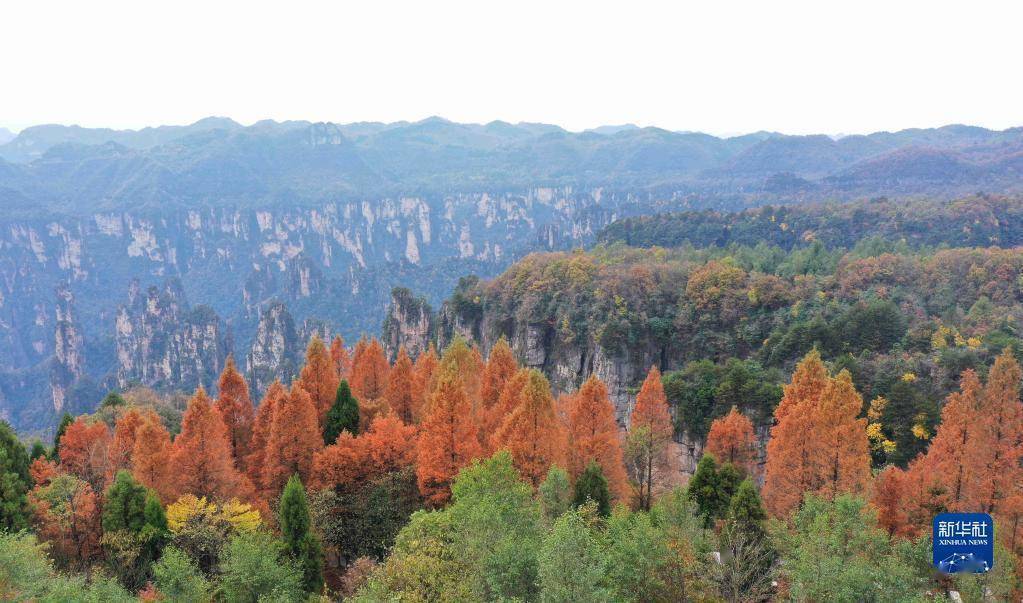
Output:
[
  {"xmin": 381, "ymin": 288, "xmax": 434, "ymax": 360},
  {"xmin": 50, "ymin": 284, "xmax": 84, "ymax": 413},
  {"xmin": 115, "ymin": 278, "xmax": 231, "ymax": 392},
  {"xmin": 246, "ymin": 301, "xmax": 301, "ymax": 396}
]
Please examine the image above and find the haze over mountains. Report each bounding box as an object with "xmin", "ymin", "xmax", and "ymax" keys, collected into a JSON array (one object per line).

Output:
[
  {"xmin": 3, "ymin": 115, "xmax": 1023, "ymax": 436},
  {"xmin": 3, "ymin": 117, "xmax": 1023, "ymax": 217}
]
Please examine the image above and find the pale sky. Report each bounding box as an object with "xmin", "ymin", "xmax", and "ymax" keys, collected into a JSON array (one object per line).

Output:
[{"xmin": 2, "ymin": 0, "xmax": 1021, "ymax": 136}]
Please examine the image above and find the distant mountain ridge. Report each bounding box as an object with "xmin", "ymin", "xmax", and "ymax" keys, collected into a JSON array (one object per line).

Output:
[{"xmin": 3, "ymin": 118, "xmax": 1023, "ymax": 218}]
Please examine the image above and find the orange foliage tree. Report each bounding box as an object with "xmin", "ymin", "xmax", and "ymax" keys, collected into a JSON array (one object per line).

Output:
[
  {"xmin": 261, "ymin": 384, "xmax": 323, "ymax": 497},
  {"xmin": 246, "ymin": 380, "xmax": 286, "ymax": 482},
  {"xmin": 438, "ymin": 338, "xmax": 483, "ymax": 411},
  {"xmin": 762, "ymin": 352, "xmax": 871, "ymax": 518},
  {"xmin": 487, "ymin": 368, "xmax": 531, "ymax": 451},
  {"xmin": 410, "ymin": 345, "xmax": 440, "ymax": 423},
  {"xmin": 312, "ymin": 412, "xmax": 418, "ymax": 491},
  {"xmin": 872, "ymin": 465, "xmax": 913, "ymax": 538},
  {"xmin": 171, "ymin": 387, "xmax": 251, "ymax": 501},
  {"xmin": 108, "ymin": 407, "xmax": 150, "ymax": 478},
  {"xmin": 29, "ymin": 473, "xmax": 101, "ymax": 570},
  {"xmin": 296, "ymin": 336, "xmax": 341, "ymax": 425},
  {"xmin": 565, "ymin": 375, "xmax": 629, "ymax": 500},
  {"xmin": 416, "ymin": 366, "xmax": 482, "ymax": 506},
  {"xmin": 969, "ymin": 349, "xmax": 1023, "ymax": 514},
  {"xmin": 627, "ymin": 366, "xmax": 674, "ymax": 511},
  {"xmin": 131, "ymin": 414, "xmax": 175, "ymax": 502},
  {"xmin": 58, "ymin": 416, "xmax": 112, "ymax": 493},
  {"xmin": 492, "ymin": 369, "xmax": 566, "ymax": 488},
  {"xmin": 330, "ymin": 335, "xmax": 353, "ymax": 380},
  {"xmin": 350, "ymin": 337, "xmax": 391, "ymax": 424},
  {"xmin": 704, "ymin": 406, "xmax": 758, "ymax": 477},
  {"xmin": 214, "ymin": 355, "xmax": 255, "ymax": 466},
  {"xmin": 480, "ymin": 337, "xmax": 519, "ymax": 437},
  {"xmin": 385, "ymin": 348, "xmax": 416, "ymax": 424}
]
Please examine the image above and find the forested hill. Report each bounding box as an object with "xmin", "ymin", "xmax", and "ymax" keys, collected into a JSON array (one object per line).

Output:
[
  {"xmin": 598, "ymin": 194, "xmax": 1023, "ymax": 250},
  {"xmin": 4, "ymin": 118, "xmax": 1023, "ymax": 216}
]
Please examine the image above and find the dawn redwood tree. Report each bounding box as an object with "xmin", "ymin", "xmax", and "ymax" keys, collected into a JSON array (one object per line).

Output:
[
  {"xmin": 385, "ymin": 348, "xmax": 416, "ymax": 424},
  {"xmin": 815, "ymin": 371, "xmax": 871, "ymax": 501},
  {"xmin": 628, "ymin": 365, "xmax": 673, "ymax": 511},
  {"xmin": 262, "ymin": 384, "xmax": 323, "ymax": 497},
  {"xmin": 171, "ymin": 387, "xmax": 251, "ymax": 501},
  {"xmin": 58, "ymin": 416, "xmax": 112, "ymax": 494},
  {"xmin": 214, "ymin": 355, "xmax": 255, "ymax": 466},
  {"xmin": 323, "ymin": 380, "xmax": 360, "ymax": 445},
  {"xmin": 704, "ymin": 406, "xmax": 758, "ymax": 477},
  {"xmin": 872, "ymin": 465, "xmax": 912, "ymax": 538},
  {"xmin": 565, "ymin": 374, "xmax": 629, "ymax": 501},
  {"xmin": 350, "ymin": 337, "xmax": 391, "ymax": 424},
  {"xmin": 330, "ymin": 335, "xmax": 353, "ymax": 380},
  {"xmin": 411, "ymin": 344, "xmax": 440, "ymax": 422},
  {"xmin": 296, "ymin": 336, "xmax": 340, "ymax": 425},
  {"xmin": 487, "ymin": 368, "xmax": 531, "ymax": 450},
  {"xmin": 416, "ymin": 366, "xmax": 482, "ymax": 506},
  {"xmin": 109, "ymin": 407, "xmax": 149, "ymax": 478},
  {"xmin": 438, "ymin": 337, "xmax": 484, "ymax": 412},
  {"xmin": 312, "ymin": 412, "xmax": 417, "ymax": 491},
  {"xmin": 246, "ymin": 380, "xmax": 286, "ymax": 482},
  {"xmin": 131, "ymin": 414, "xmax": 175, "ymax": 503},
  {"xmin": 480, "ymin": 337, "xmax": 519, "ymax": 435},
  {"xmin": 492, "ymin": 369, "xmax": 566, "ymax": 488},
  {"xmin": 969, "ymin": 348, "xmax": 1023, "ymax": 514}
]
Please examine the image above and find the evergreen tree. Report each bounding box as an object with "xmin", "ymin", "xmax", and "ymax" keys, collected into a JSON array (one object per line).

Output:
[
  {"xmin": 539, "ymin": 465, "xmax": 572, "ymax": 522},
  {"xmin": 29, "ymin": 441, "xmax": 47, "ymax": 461},
  {"xmin": 323, "ymin": 380, "xmax": 360, "ymax": 445},
  {"xmin": 100, "ymin": 391, "xmax": 127, "ymax": 408},
  {"xmin": 573, "ymin": 461, "xmax": 611, "ymax": 517},
  {"xmin": 51, "ymin": 412, "xmax": 74, "ymax": 460},
  {"xmin": 727, "ymin": 479, "xmax": 768, "ymax": 540},
  {"xmin": 279, "ymin": 474, "xmax": 324, "ymax": 594},
  {"xmin": 0, "ymin": 420, "xmax": 31, "ymax": 531},
  {"xmin": 102, "ymin": 470, "xmax": 148, "ymax": 534}
]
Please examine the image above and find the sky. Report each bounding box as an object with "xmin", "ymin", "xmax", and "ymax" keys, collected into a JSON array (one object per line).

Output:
[{"xmin": 2, "ymin": 0, "xmax": 1021, "ymax": 136}]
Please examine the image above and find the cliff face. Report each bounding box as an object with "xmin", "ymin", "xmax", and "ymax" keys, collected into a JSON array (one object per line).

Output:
[
  {"xmin": 50, "ymin": 284, "xmax": 84, "ymax": 414},
  {"xmin": 114, "ymin": 278, "xmax": 231, "ymax": 392},
  {"xmin": 381, "ymin": 288, "xmax": 435, "ymax": 360},
  {"xmin": 246, "ymin": 301, "xmax": 300, "ymax": 396}
]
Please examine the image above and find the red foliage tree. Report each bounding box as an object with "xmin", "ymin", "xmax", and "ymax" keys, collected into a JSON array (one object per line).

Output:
[
  {"xmin": 350, "ymin": 337, "xmax": 391, "ymax": 425},
  {"xmin": 480, "ymin": 338, "xmax": 519, "ymax": 440},
  {"xmin": 296, "ymin": 335, "xmax": 341, "ymax": 425},
  {"xmin": 410, "ymin": 345, "xmax": 440, "ymax": 423},
  {"xmin": 29, "ymin": 474, "xmax": 101, "ymax": 570},
  {"xmin": 245, "ymin": 380, "xmax": 286, "ymax": 482},
  {"xmin": 108, "ymin": 407, "xmax": 150, "ymax": 478},
  {"xmin": 261, "ymin": 384, "xmax": 323, "ymax": 496},
  {"xmin": 628, "ymin": 366, "xmax": 674, "ymax": 511},
  {"xmin": 416, "ymin": 367, "xmax": 482, "ymax": 506},
  {"xmin": 171, "ymin": 387, "xmax": 251, "ymax": 501},
  {"xmin": 385, "ymin": 348, "xmax": 416, "ymax": 424},
  {"xmin": 312, "ymin": 412, "xmax": 418, "ymax": 491},
  {"xmin": 492, "ymin": 369, "xmax": 566, "ymax": 488},
  {"xmin": 565, "ymin": 375, "xmax": 629, "ymax": 500},
  {"xmin": 131, "ymin": 414, "xmax": 175, "ymax": 503},
  {"xmin": 214, "ymin": 354, "xmax": 255, "ymax": 466},
  {"xmin": 58, "ymin": 416, "xmax": 112, "ymax": 493},
  {"xmin": 330, "ymin": 335, "xmax": 353, "ymax": 380},
  {"xmin": 872, "ymin": 465, "xmax": 913, "ymax": 538},
  {"xmin": 704, "ymin": 406, "xmax": 759, "ymax": 477},
  {"xmin": 969, "ymin": 349, "xmax": 1023, "ymax": 514}
]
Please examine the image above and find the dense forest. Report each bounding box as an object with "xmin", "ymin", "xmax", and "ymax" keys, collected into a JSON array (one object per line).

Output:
[{"xmin": 6, "ymin": 194, "xmax": 1023, "ymax": 599}]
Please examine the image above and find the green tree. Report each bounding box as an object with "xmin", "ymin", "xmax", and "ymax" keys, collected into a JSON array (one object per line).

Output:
[
  {"xmin": 573, "ymin": 461, "xmax": 611, "ymax": 517},
  {"xmin": 101, "ymin": 391, "xmax": 127, "ymax": 408},
  {"xmin": 219, "ymin": 531, "xmax": 305, "ymax": 603},
  {"xmin": 279, "ymin": 474, "xmax": 324, "ymax": 594},
  {"xmin": 102, "ymin": 471, "xmax": 169, "ymax": 589},
  {"xmin": 103, "ymin": 470, "xmax": 148, "ymax": 533},
  {"xmin": 323, "ymin": 380, "xmax": 360, "ymax": 445},
  {"xmin": 538, "ymin": 507, "xmax": 610, "ymax": 602},
  {"xmin": 0, "ymin": 420, "xmax": 31, "ymax": 531},
  {"xmin": 152, "ymin": 546, "xmax": 212, "ymax": 602},
  {"xmin": 538, "ymin": 465, "xmax": 572, "ymax": 522},
  {"xmin": 720, "ymin": 479, "xmax": 774, "ymax": 602},
  {"xmin": 51, "ymin": 412, "xmax": 74, "ymax": 460},
  {"xmin": 29, "ymin": 441, "xmax": 47, "ymax": 461},
  {"xmin": 687, "ymin": 454, "xmax": 742, "ymax": 527}
]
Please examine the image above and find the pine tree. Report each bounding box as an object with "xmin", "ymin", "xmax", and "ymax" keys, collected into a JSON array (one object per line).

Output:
[
  {"xmin": 627, "ymin": 366, "xmax": 674, "ymax": 511},
  {"xmin": 492, "ymin": 369, "xmax": 566, "ymax": 487},
  {"xmin": 330, "ymin": 335, "xmax": 353, "ymax": 380},
  {"xmin": 279, "ymin": 475, "xmax": 324, "ymax": 594},
  {"xmin": 214, "ymin": 355, "xmax": 255, "ymax": 466},
  {"xmin": 416, "ymin": 366, "xmax": 483, "ymax": 505},
  {"xmin": 705, "ymin": 406, "xmax": 759, "ymax": 477},
  {"xmin": 323, "ymin": 380, "xmax": 360, "ymax": 445},
  {"xmin": 171, "ymin": 387, "xmax": 250, "ymax": 501},
  {"xmin": 262, "ymin": 384, "xmax": 323, "ymax": 496},
  {"xmin": 296, "ymin": 336, "xmax": 340, "ymax": 425},
  {"xmin": 0, "ymin": 420, "xmax": 31, "ymax": 531},
  {"xmin": 688, "ymin": 453, "xmax": 742, "ymax": 527},
  {"xmin": 131, "ymin": 414, "xmax": 175, "ymax": 503},
  {"xmin": 51, "ymin": 412, "xmax": 74, "ymax": 460},
  {"xmin": 573, "ymin": 461, "xmax": 611, "ymax": 517},
  {"xmin": 565, "ymin": 375, "xmax": 630, "ymax": 501},
  {"xmin": 385, "ymin": 348, "xmax": 416, "ymax": 424},
  {"xmin": 102, "ymin": 469, "xmax": 148, "ymax": 533}
]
